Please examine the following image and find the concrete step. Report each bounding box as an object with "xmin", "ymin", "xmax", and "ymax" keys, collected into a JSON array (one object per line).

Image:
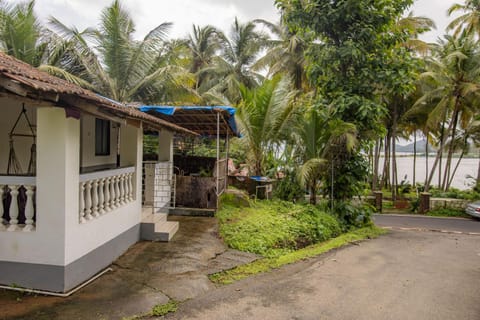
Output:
[
  {"xmin": 140, "ymin": 218, "xmax": 179, "ymax": 242},
  {"xmin": 153, "ymin": 221, "xmax": 179, "ymax": 242}
]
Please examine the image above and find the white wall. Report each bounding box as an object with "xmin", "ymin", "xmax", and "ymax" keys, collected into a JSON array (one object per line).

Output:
[
  {"xmin": 64, "ymin": 124, "xmax": 143, "ymax": 265},
  {"xmin": 0, "ymin": 107, "xmax": 75, "ymax": 265},
  {"xmin": 0, "ymin": 107, "xmax": 144, "ymax": 267},
  {"xmin": 80, "ymin": 114, "xmax": 118, "ymax": 169},
  {"xmin": 0, "ymin": 97, "xmax": 37, "ymax": 174}
]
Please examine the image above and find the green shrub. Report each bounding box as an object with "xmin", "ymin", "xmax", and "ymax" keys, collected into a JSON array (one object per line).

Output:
[
  {"xmin": 331, "ymin": 201, "xmax": 373, "ymax": 230},
  {"xmin": 216, "ymin": 199, "xmax": 341, "ymax": 258},
  {"xmin": 273, "ymin": 173, "xmax": 305, "ymax": 202}
]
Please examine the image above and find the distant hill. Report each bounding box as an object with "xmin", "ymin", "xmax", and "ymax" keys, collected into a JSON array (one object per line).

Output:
[
  {"xmin": 395, "ymin": 140, "xmax": 435, "ymax": 153},
  {"xmin": 395, "ymin": 140, "xmax": 479, "ymax": 155}
]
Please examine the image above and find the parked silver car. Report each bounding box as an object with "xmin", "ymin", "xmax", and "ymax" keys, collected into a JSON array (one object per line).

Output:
[{"xmin": 465, "ymin": 201, "xmax": 480, "ymax": 219}]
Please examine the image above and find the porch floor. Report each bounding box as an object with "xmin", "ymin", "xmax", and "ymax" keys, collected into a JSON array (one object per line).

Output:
[{"xmin": 0, "ymin": 216, "xmax": 259, "ymax": 320}]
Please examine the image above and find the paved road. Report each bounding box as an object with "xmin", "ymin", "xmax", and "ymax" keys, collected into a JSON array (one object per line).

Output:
[
  {"xmin": 165, "ymin": 229, "xmax": 480, "ymax": 320},
  {"xmin": 373, "ymin": 214, "xmax": 480, "ymax": 234}
]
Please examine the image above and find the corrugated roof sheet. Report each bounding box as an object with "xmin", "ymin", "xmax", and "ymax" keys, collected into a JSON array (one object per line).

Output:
[{"xmin": 138, "ymin": 105, "xmax": 240, "ymax": 137}]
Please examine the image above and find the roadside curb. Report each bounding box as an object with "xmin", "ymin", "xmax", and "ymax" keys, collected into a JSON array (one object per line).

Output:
[
  {"xmin": 374, "ymin": 214, "xmax": 472, "ymax": 221},
  {"xmin": 381, "ymin": 226, "xmax": 480, "ymax": 236}
]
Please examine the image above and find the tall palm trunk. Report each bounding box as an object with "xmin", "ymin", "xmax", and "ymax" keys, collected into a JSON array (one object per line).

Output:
[
  {"xmin": 425, "ymin": 133, "xmax": 430, "ymax": 191},
  {"xmin": 413, "ymin": 130, "xmax": 417, "ymax": 186},
  {"xmin": 372, "ymin": 139, "xmax": 381, "ymax": 190},
  {"xmin": 391, "ymin": 102, "xmax": 398, "ymax": 201},
  {"xmin": 442, "ymin": 101, "xmax": 460, "ymax": 191},
  {"xmin": 381, "ymin": 135, "xmax": 391, "ymax": 189},
  {"xmin": 447, "ymin": 149, "xmax": 465, "ymax": 190},
  {"xmin": 427, "ymin": 115, "xmax": 450, "ymax": 188},
  {"xmin": 477, "ymin": 149, "xmax": 480, "ymax": 190}
]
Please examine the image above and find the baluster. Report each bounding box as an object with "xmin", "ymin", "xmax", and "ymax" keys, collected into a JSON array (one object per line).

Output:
[
  {"xmin": 124, "ymin": 174, "xmax": 130, "ymax": 203},
  {"xmin": 23, "ymin": 185, "xmax": 35, "ymax": 232},
  {"xmin": 7, "ymin": 186, "xmax": 19, "ymax": 231},
  {"xmin": 114, "ymin": 175, "xmax": 120, "ymax": 208},
  {"xmin": 123, "ymin": 174, "xmax": 129, "ymax": 203},
  {"xmin": 110, "ymin": 175, "xmax": 117, "ymax": 209},
  {"xmin": 79, "ymin": 182, "xmax": 86, "ymax": 223},
  {"xmin": 119, "ymin": 174, "xmax": 126, "ymax": 205},
  {"xmin": 0, "ymin": 185, "xmax": 5, "ymax": 231},
  {"xmin": 128, "ymin": 172, "xmax": 134, "ymax": 201},
  {"xmin": 84, "ymin": 181, "xmax": 93, "ymax": 220},
  {"xmin": 91, "ymin": 179, "xmax": 99, "ymax": 218},
  {"xmin": 98, "ymin": 178, "xmax": 106, "ymax": 214},
  {"xmin": 104, "ymin": 177, "xmax": 112, "ymax": 211}
]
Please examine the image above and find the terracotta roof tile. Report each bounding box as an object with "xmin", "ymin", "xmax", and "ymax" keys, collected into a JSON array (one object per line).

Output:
[{"xmin": 0, "ymin": 52, "xmax": 196, "ymax": 135}]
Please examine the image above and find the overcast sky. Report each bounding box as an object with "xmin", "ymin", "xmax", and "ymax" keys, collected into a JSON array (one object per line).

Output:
[{"xmin": 9, "ymin": 0, "xmax": 460, "ymax": 42}]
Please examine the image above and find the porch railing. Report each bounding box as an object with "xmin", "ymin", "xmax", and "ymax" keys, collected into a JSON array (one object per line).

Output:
[
  {"xmin": 0, "ymin": 176, "xmax": 36, "ymax": 232},
  {"xmin": 79, "ymin": 167, "xmax": 135, "ymax": 224}
]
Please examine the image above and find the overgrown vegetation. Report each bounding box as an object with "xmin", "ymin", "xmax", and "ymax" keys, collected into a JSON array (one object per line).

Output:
[
  {"xmin": 217, "ymin": 193, "xmax": 343, "ymax": 257},
  {"xmin": 209, "ymin": 225, "xmax": 386, "ymax": 285},
  {"xmin": 426, "ymin": 208, "xmax": 471, "ymax": 218}
]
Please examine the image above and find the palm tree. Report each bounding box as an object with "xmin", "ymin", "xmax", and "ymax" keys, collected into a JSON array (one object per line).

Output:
[
  {"xmin": 396, "ymin": 12, "xmax": 436, "ymax": 55},
  {"xmin": 0, "ymin": 0, "xmax": 90, "ymax": 87},
  {"xmin": 448, "ymin": 0, "xmax": 480, "ymax": 37},
  {"xmin": 236, "ymin": 76, "xmax": 297, "ymax": 176},
  {"xmin": 201, "ymin": 18, "xmax": 267, "ymax": 104},
  {"xmin": 49, "ymin": 0, "xmax": 191, "ymax": 103},
  {"xmin": 294, "ymin": 102, "xmax": 358, "ymax": 204},
  {"xmin": 412, "ymin": 34, "xmax": 480, "ymax": 191},
  {"xmin": 253, "ymin": 19, "xmax": 309, "ymax": 91},
  {"xmin": 0, "ymin": 0, "xmax": 43, "ymax": 65}
]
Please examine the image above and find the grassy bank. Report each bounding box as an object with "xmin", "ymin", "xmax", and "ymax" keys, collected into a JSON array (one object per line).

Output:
[
  {"xmin": 211, "ymin": 191, "xmax": 385, "ymax": 285},
  {"xmin": 217, "ymin": 193, "xmax": 342, "ymax": 258},
  {"xmin": 210, "ymin": 226, "xmax": 386, "ymax": 285}
]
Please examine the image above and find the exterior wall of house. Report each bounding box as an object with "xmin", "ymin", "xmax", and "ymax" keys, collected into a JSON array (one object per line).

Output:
[
  {"xmin": 80, "ymin": 114, "xmax": 118, "ymax": 170},
  {"xmin": 0, "ymin": 106, "xmax": 144, "ymax": 292},
  {"xmin": 0, "ymin": 97, "xmax": 37, "ymax": 174}
]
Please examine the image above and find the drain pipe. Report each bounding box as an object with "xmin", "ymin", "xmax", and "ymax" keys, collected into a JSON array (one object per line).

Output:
[{"xmin": 0, "ymin": 267, "xmax": 113, "ymax": 297}]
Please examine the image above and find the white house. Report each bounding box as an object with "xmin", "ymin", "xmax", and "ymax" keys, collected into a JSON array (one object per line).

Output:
[{"xmin": 0, "ymin": 52, "xmax": 193, "ymax": 293}]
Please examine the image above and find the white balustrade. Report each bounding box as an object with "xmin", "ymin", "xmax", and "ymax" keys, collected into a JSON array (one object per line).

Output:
[
  {"xmin": 79, "ymin": 167, "xmax": 135, "ymax": 224},
  {"xmin": 0, "ymin": 176, "xmax": 36, "ymax": 232}
]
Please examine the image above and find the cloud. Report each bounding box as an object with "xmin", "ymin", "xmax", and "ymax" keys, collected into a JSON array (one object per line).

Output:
[{"xmin": 10, "ymin": 0, "xmax": 457, "ymax": 42}]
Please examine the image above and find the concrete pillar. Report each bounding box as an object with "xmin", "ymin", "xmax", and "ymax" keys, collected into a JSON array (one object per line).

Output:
[
  {"xmin": 373, "ymin": 191, "xmax": 383, "ymax": 213},
  {"xmin": 120, "ymin": 123, "xmax": 142, "ymax": 201},
  {"xmin": 158, "ymin": 130, "xmax": 173, "ymax": 162},
  {"xmin": 37, "ymin": 107, "xmax": 80, "ymax": 265},
  {"xmin": 419, "ymin": 192, "xmax": 431, "ymax": 214}
]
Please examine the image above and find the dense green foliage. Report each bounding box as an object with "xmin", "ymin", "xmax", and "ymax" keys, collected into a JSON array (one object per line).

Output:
[{"xmin": 217, "ymin": 193, "xmax": 342, "ymax": 257}]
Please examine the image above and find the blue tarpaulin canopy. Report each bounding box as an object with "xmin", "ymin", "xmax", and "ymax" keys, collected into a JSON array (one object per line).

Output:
[{"xmin": 138, "ymin": 106, "xmax": 240, "ymax": 138}]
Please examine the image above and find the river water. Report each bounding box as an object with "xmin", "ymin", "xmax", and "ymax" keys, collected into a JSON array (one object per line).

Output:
[{"xmin": 378, "ymin": 156, "xmax": 479, "ymax": 190}]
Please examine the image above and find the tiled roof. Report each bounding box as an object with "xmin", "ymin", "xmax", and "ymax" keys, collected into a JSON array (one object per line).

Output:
[{"xmin": 0, "ymin": 52, "xmax": 196, "ymax": 135}]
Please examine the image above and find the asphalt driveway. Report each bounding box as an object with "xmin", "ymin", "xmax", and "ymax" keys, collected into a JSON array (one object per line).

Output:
[{"xmin": 166, "ymin": 229, "xmax": 480, "ymax": 320}]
